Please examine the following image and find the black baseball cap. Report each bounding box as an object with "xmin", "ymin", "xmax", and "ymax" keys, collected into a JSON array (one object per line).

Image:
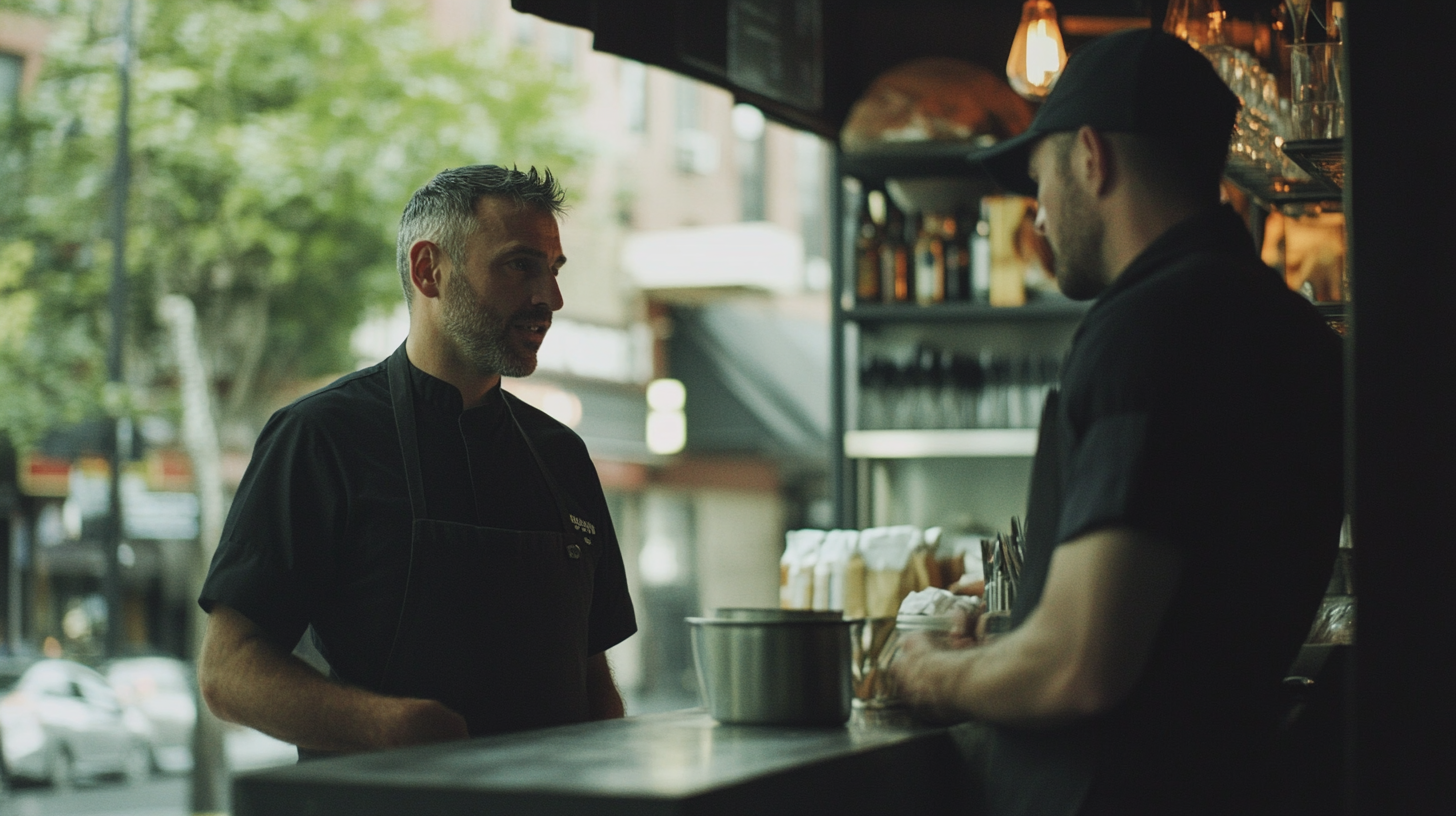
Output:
[{"xmin": 978, "ymin": 28, "xmax": 1241, "ymax": 196}]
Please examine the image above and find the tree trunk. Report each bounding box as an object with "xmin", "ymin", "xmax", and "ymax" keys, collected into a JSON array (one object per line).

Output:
[{"xmin": 157, "ymin": 294, "xmax": 229, "ymax": 815}]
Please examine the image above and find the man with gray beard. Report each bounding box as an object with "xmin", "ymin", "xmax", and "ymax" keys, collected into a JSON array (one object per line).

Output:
[{"xmin": 196, "ymin": 166, "xmax": 637, "ymax": 756}]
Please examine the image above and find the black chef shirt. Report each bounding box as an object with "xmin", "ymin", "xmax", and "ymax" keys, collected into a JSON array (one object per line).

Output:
[
  {"xmin": 199, "ymin": 345, "xmax": 637, "ymax": 683},
  {"xmin": 989, "ymin": 207, "xmax": 1344, "ymax": 816}
]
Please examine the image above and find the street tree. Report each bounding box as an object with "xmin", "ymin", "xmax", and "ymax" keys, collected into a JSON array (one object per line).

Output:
[{"xmin": 1, "ymin": 0, "xmax": 583, "ymax": 449}]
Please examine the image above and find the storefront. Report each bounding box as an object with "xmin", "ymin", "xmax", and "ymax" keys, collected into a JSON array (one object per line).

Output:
[{"xmin": 502, "ymin": 2, "xmax": 1456, "ymax": 812}]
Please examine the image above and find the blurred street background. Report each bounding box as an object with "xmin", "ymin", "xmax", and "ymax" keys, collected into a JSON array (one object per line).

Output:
[
  {"xmin": 1, "ymin": 0, "xmax": 834, "ymax": 811},
  {"xmin": 1, "ymin": 727, "xmax": 294, "ymax": 816}
]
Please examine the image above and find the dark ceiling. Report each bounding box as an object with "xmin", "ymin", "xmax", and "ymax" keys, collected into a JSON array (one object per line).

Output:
[{"xmin": 511, "ymin": 1, "xmax": 1179, "ymax": 137}]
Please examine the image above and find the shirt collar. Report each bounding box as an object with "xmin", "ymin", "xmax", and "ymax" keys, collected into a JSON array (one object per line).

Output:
[
  {"xmin": 1095, "ymin": 204, "xmax": 1258, "ymax": 306},
  {"xmin": 395, "ymin": 342, "xmax": 506, "ymax": 418}
]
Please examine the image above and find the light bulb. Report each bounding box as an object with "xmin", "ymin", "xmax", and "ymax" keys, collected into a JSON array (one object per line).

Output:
[{"xmin": 1007, "ymin": 0, "xmax": 1068, "ymax": 100}]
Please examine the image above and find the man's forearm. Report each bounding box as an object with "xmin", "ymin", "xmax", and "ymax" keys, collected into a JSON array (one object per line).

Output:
[
  {"xmin": 900, "ymin": 624, "xmax": 1092, "ymax": 728},
  {"xmin": 893, "ymin": 527, "xmax": 1182, "ymax": 727},
  {"xmin": 199, "ymin": 605, "xmax": 467, "ymax": 752}
]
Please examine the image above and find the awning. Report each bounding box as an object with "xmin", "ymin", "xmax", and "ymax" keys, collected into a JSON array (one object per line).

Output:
[{"xmin": 511, "ymin": 0, "xmax": 1153, "ymax": 138}]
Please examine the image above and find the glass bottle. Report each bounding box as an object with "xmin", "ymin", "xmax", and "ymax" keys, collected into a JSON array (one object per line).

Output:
[
  {"xmin": 914, "ymin": 213, "xmax": 946, "ymax": 306},
  {"xmin": 943, "ymin": 214, "xmax": 970, "ymax": 302},
  {"xmin": 881, "ymin": 204, "xmax": 912, "ymax": 304},
  {"xmin": 854, "ymin": 192, "xmax": 884, "ymax": 303}
]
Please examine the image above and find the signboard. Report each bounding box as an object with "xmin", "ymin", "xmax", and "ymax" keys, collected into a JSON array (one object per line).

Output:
[{"xmin": 727, "ymin": 0, "xmax": 823, "ymax": 111}]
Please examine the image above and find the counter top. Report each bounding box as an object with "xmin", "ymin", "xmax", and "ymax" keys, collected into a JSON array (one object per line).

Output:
[{"xmin": 232, "ymin": 709, "xmax": 976, "ymax": 816}]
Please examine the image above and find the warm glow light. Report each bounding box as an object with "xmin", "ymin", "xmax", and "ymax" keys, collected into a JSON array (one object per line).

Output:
[
  {"xmin": 1007, "ymin": 0, "xmax": 1068, "ymax": 100},
  {"xmin": 646, "ymin": 378, "xmax": 687, "ymax": 455},
  {"xmin": 646, "ymin": 378, "xmax": 687, "ymax": 412},
  {"xmin": 646, "ymin": 411, "xmax": 687, "ymax": 455}
]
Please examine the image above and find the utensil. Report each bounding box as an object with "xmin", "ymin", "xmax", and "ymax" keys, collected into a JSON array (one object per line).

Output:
[{"xmin": 688, "ymin": 609, "xmax": 856, "ymax": 726}]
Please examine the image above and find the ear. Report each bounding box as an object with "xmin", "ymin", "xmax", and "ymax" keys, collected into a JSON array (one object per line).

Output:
[
  {"xmin": 1075, "ymin": 125, "xmax": 1115, "ymax": 198},
  {"xmin": 409, "ymin": 240, "xmax": 447, "ymax": 301}
]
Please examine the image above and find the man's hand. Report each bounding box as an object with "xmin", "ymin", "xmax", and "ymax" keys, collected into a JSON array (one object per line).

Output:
[
  {"xmin": 200, "ymin": 605, "xmax": 469, "ymax": 753},
  {"xmin": 375, "ymin": 698, "xmax": 469, "ymax": 748},
  {"xmin": 890, "ymin": 630, "xmax": 978, "ymax": 724},
  {"xmin": 879, "ymin": 527, "xmax": 1182, "ymax": 728}
]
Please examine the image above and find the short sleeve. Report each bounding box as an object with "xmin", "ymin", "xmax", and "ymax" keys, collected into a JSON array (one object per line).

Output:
[
  {"xmin": 1056, "ymin": 306, "xmax": 1198, "ymax": 546},
  {"xmin": 198, "ymin": 408, "xmax": 345, "ymax": 648},
  {"xmin": 580, "ymin": 464, "xmax": 637, "ymax": 656}
]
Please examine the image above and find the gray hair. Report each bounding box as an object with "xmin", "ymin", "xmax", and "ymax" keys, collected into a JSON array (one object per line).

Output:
[{"xmin": 396, "ymin": 165, "xmax": 566, "ymax": 305}]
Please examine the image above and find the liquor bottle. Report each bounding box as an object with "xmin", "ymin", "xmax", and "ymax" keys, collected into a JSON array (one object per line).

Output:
[
  {"xmin": 970, "ymin": 214, "xmax": 992, "ymax": 303},
  {"xmin": 943, "ymin": 214, "xmax": 970, "ymax": 302},
  {"xmin": 881, "ymin": 203, "xmax": 912, "ymax": 304},
  {"xmin": 914, "ymin": 213, "xmax": 946, "ymax": 306},
  {"xmin": 854, "ymin": 192, "xmax": 884, "ymax": 303}
]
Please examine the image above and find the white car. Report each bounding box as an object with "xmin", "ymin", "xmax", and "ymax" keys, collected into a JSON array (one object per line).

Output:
[
  {"xmin": 104, "ymin": 656, "xmax": 197, "ymax": 773},
  {"xmin": 0, "ymin": 658, "xmax": 151, "ymax": 788}
]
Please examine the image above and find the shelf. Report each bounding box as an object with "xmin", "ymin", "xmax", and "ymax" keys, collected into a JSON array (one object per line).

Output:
[
  {"xmin": 840, "ymin": 142, "xmax": 997, "ymax": 183},
  {"xmin": 844, "ymin": 297, "xmax": 1091, "ymax": 325},
  {"xmin": 845, "ymin": 429, "xmax": 1038, "ymax": 458},
  {"xmin": 1223, "ymin": 157, "xmax": 1341, "ymax": 210},
  {"xmin": 1281, "ymin": 138, "xmax": 1344, "ymax": 192}
]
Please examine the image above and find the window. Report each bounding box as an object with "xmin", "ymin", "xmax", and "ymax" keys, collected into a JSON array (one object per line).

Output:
[
  {"xmin": 673, "ymin": 78, "xmax": 719, "ymax": 175},
  {"xmin": 620, "ymin": 60, "xmax": 647, "ymax": 134},
  {"xmin": 733, "ymin": 103, "xmax": 767, "ymax": 221},
  {"xmin": 673, "ymin": 76, "xmax": 699, "ymax": 132},
  {"xmin": 794, "ymin": 131, "xmax": 831, "ymax": 289},
  {"xmin": 549, "ymin": 26, "xmax": 574, "ymax": 69},
  {"xmin": 514, "ymin": 12, "xmax": 535, "ymax": 47}
]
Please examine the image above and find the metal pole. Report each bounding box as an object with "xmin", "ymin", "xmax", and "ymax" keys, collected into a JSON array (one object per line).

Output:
[{"xmin": 104, "ymin": 0, "xmax": 134, "ymax": 659}]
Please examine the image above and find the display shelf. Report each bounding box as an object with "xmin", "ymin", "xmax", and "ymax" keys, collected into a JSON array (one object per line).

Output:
[
  {"xmin": 1281, "ymin": 138, "xmax": 1344, "ymax": 192},
  {"xmin": 845, "ymin": 297, "xmax": 1090, "ymax": 325},
  {"xmin": 844, "ymin": 429, "xmax": 1039, "ymax": 459},
  {"xmin": 1223, "ymin": 157, "xmax": 1341, "ymax": 209},
  {"xmin": 840, "ymin": 142, "xmax": 996, "ymax": 183}
]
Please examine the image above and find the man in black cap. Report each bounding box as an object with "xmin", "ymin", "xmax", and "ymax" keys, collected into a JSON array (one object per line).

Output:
[{"xmin": 890, "ymin": 29, "xmax": 1343, "ymax": 815}]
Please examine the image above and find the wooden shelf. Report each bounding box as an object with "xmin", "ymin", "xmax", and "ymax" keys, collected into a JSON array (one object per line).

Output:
[
  {"xmin": 845, "ymin": 429, "xmax": 1038, "ymax": 458},
  {"xmin": 844, "ymin": 297, "xmax": 1090, "ymax": 325}
]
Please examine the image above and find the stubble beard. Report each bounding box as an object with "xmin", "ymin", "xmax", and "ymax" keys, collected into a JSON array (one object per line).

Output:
[
  {"xmin": 440, "ymin": 273, "xmax": 539, "ymax": 378},
  {"xmin": 1050, "ymin": 187, "xmax": 1108, "ymax": 301}
]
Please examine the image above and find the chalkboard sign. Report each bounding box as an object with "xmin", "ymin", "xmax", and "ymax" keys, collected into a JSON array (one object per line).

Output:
[{"xmin": 727, "ymin": 0, "xmax": 823, "ymax": 111}]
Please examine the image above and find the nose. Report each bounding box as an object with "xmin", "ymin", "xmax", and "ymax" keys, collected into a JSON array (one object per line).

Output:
[
  {"xmin": 535, "ymin": 273, "xmax": 564, "ymax": 312},
  {"xmin": 1033, "ymin": 202, "xmax": 1048, "ymax": 236}
]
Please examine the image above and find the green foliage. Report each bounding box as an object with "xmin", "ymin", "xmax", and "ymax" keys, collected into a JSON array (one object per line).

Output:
[{"xmin": 0, "ymin": 0, "xmax": 583, "ymax": 448}]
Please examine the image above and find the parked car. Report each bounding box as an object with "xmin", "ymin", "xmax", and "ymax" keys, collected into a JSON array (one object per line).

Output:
[
  {"xmin": 0, "ymin": 657, "xmax": 151, "ymax": 788},
  {"xmin": 103, "ymin": 656, "xmax": 197, "ymax": 773}
]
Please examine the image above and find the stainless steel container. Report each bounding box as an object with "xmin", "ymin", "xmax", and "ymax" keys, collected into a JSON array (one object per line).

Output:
[{"xmin": 687, "ymin": 609, "xmax": 855, "ymax": 726}]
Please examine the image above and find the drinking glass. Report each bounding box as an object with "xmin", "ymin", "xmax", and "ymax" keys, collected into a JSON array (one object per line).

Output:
[{"xmin": 1290, "ymin": 42, "xmax": 1345, "ymax": 140}]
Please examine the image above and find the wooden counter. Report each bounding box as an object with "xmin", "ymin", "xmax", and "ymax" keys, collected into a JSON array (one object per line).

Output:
[{"xmin": 232, "ymin": 709, "xmax": 981, "ymax": 815}]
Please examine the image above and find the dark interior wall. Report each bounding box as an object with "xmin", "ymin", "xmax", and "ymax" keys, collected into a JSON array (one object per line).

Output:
[{"xmin": 1346, "ymin": 2, "xmax": 1456, "ymax": 813}]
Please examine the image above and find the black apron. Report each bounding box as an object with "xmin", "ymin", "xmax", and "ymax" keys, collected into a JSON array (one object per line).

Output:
[{"xmin": 368, "ymin": 351, "xmax": 600, "ymax": 735}]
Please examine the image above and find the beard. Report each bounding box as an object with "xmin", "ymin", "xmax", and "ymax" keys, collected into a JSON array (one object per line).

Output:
[
  {"xmin": 1048, "ymin": 186, "xmax": 1108, "ymax": 301},
  {"xmin": 440, "ymin": 274, "xmax": 545, "ymax": 378}
]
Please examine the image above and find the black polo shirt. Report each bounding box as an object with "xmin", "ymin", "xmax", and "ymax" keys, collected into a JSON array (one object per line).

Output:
[
  {"xmin": 199, "ymin": 346, "xmax": 637, "ymax": 679},
  {"xmin": 992, "ymin": 207, "xmax": 1344, "ymax": 816}
]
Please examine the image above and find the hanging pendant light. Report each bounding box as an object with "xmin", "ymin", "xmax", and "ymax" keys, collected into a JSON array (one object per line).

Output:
[{"xmin": 1006, "ymin": 0, "xmax": 1068, "ymax": 100}]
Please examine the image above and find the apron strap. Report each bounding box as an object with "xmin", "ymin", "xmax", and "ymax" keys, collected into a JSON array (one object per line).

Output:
[
  {"xmin": 386, "ymin": 344, "xmax": 429, "ymax": 522},
  {"xmin": 501, "ymin": 393, "xmax": 579, "ymax": 539}
]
